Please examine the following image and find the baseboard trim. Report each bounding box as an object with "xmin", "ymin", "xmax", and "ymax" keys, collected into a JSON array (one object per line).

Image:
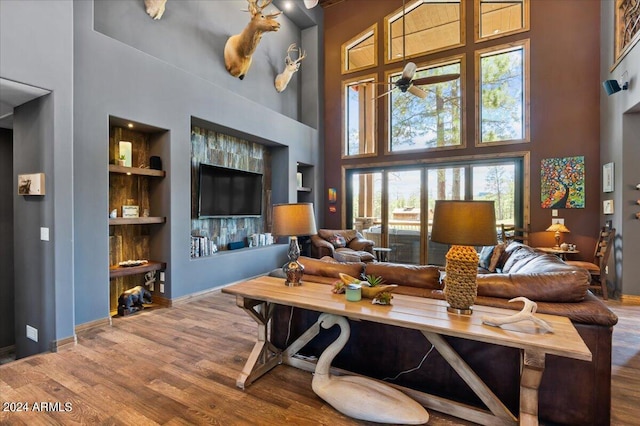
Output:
[
  {"xmin": 621, "ymin": 294, "xmax": 640, "ymax": 305},
  {"xmin": 75, "ymin": 317, "xmax": 112, "ymax": 336},
  {"xmin": 169, "ymin": 274, "xmax": 266, "ymax": 306},
  {"xmin": 50, "ymin": 335, "xmax": 77, "ymax": 352},
  {"xmin": 153, "ymin": 295, "xmax": 172, "ymax": 308},
  {"xmin": 0, "ymin": 344, "xmax": 15, "ymax": 357},
  {"xmin": 169, "ymin": 287, "xmax": 221, "ymax": 306}
]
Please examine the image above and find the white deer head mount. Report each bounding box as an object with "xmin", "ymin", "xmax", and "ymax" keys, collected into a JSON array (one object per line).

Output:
[
  {"xmin": 224, "ymin": 0, "xmax": 282, "ymax": 80},
  {"xmin": 144, "ymin": 0, "xmax": 167, "ymax": 20},
  {"xmin": 275, "ymin": 43, "xmax": 306, "ymax": 93}
]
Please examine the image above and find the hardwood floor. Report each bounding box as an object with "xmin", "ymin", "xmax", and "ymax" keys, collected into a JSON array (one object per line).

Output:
[{"xmin": 0, "ymin": 292, "xmax": 637, "ymax": 425}]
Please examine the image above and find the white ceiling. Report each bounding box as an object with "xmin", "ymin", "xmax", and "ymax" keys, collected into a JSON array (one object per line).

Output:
[{"xmin": 0, "ymin": 78, "xmax": 50, "ymax": 129}]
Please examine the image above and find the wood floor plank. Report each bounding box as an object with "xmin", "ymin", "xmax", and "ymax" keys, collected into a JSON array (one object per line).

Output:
[{"xmin": 0, "ymin": 290, "xmax": 636, "ymax": 425}]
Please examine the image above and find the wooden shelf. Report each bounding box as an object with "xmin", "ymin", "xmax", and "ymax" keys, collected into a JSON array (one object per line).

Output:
[
  {"xmin": 109, "ymin": 164, "xmax": 165, "ymax": 177},
  {"xmin": 109, "ymin": 260, "xmax": 166, "ymax": 278},
  {"xmin": 297, "ymin": 187, "xmax": 312, "ymax": 192},
  {"xmin": 109, "ymin": 217, "xmax": 166, "ymax": 225}
]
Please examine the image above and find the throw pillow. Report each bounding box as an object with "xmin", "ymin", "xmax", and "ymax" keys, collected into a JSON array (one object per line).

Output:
[
  {"xmin": 478, "ymin": 246, "xmax": 495, "ymax": 270},
  {"xmin": 488, "ymin": 243, "xmax": 506, "ymax": 272},
  {"xmin": 328, "ymin": 234, "xmax": 346, "ymax": 248}
]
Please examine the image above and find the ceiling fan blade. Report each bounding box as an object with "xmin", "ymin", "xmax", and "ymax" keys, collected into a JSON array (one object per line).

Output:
[
  {"xmin": 376, "ymin": 88, "xmax": 395, "ymax": 99},
  {"xmin": 401, "ymin": 62, "xmax": 417, "ymax": 81},
  {"xmin": 412, "ymin": 73, "xmax": 461, "ymax": 86},
  {"xmin": 408, "ymin": 85, "xmax": 427, "ymax": 99}
]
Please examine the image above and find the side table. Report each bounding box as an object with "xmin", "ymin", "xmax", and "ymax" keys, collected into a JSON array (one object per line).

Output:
[
  {"xmin": 373, "ymin": 247, "xmax": 392, "ymax": 262},
  {"xmin": 535, "ymin": 247, "xmax": 579, "ymax": 260}
]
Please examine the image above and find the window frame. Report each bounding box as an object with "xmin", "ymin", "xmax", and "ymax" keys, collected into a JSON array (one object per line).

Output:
[
  {"xmin": 384, "ymin": 55, "xmax": 466, "ymax": 155},
  {"xmin": 474, "ymin": 0, "xmax": 530, "ymax": 43},
  {"xmin": 341, "ymin": 23, "xmax": 378, "ymax": 74},
  {"xmin": 342, "ymin": 73, "xmax": 379, "ymax": 159},
  {"xmin": 475, "ymin": 39, "xmax": 530, "ymax": 147},
  {"xmin": 383, "ymin": 0, "xmax": 465, "ymax": 65},
  {"xmin": 343, "ymin": 152, "xmax": 530, "ymax": 264}
]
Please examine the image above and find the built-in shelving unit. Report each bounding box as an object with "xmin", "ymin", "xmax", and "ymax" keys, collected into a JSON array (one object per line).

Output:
[
  {"xmin": 297, "ymin": 162, "xmax": 314, "ymax": 203},
  {"xmin": 108, "ymin": 116, "xmax": 169, "ymax": 313}
]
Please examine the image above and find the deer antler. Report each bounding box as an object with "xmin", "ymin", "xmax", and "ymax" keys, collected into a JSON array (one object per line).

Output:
[
  {"xmin": 285, "ymin": 43, "xmax": 306, "ymax": 66},
  {"xmin": 482, "ymin": 297, "xmax": 554, "ymax": 333}
]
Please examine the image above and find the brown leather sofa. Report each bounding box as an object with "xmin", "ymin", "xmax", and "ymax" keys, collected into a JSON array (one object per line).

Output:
[
  {"xmin": 270, "ymin": 242, "xmax": 618, "ymax": 426},
  {"xmin": 310, "ymin": 229, "xmax": 375, "ymax": 262}
]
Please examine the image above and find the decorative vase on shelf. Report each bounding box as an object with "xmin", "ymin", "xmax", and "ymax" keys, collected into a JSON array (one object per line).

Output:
[
  {"xmin": 117, "ymin": 158, "xmax": 126, "ymax": 166},
  {"xmin": 560, "ymin": 243, "xmax": 569, "ymax": 251}
]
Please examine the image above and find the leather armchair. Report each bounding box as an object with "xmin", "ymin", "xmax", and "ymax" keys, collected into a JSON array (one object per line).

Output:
[{"xmin": 310, "ymin": 229, "xmax": 375, "ymax": 261}]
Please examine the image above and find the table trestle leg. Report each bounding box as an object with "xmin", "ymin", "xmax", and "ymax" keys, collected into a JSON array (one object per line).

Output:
[
  {"xmin": 235, "ymin": 296, "xmax": 280, "ymax": 389},
  {"xmin": 422, "ymin": 331, "xmax": 517, "ymax": 424},
  {"xmin": 519, "ymin": 350, "xmax": 545, "ymax": 426}
]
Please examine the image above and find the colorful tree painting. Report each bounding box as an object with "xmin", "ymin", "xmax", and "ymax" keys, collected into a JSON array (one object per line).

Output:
[{"xmin": 541, "ymin": 156, "xmax": 585, "ymax": 209}]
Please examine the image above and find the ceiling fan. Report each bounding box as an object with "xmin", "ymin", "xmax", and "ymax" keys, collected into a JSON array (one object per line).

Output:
[{"xmin": 375, "ymin": 0, "xmax": 460, "ymax": 100}]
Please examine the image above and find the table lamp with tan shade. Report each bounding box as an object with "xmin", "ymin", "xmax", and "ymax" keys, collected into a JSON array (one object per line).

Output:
[
  {"xmin": 546, "ymin": 222, "xmax": 570, "ymax": 248},
  {"xmin": 430, "ymin": 200, "xmax": 497, "ymax": 315},
  {"xmin": 272, "ymin": 203, "xmax": 317, "ymax": 287}
]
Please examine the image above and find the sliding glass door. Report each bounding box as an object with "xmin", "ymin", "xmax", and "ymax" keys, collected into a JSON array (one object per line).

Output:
[{"xmin": 348, "ymin": 158, "xmax": 523, "ymax": 265}]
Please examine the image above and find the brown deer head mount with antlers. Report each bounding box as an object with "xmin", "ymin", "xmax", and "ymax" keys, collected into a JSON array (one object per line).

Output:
[
  {"xmin": 224, "ymin": 0, "xmax": 282, "ymax": 80},
  {"xmin": 275, "ymin": 43, "xmax": 306, "ymax": 92}
]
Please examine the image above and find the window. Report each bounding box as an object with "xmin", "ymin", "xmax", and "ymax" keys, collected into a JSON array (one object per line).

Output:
[
  {"xmin": 346, "ymin": 155, "xmax": 527, "ymax": 265},
  {"xmin": 388, "ymin": 57, "xmax": 463, "ymax": 153},
  {"xmin": 343, "ymin": 75, "xmax": 377, "ymax": 157},
  {"xmin": 342, "ymin": 24, "xmax": 377, "ymax": 73},
  {"xmin": 475, "ymin": 0, "xmax": 529, "ymax": 42},
  {"xmin": 384, "ymin": 0, "xmax": 464, "ymax": 63},
  {"xmin": 476, "ymin": 40, "xmax": 530, "ymax": 145}
]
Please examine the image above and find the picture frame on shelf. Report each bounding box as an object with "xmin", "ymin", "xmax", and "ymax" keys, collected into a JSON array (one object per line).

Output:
[
  {"xmin": 603, "ymin": 162, "xmax": 614, "ymax": 193},
  {"xmin": 122, "ymin": 205, "xmax": 140, "ymax": 218}
]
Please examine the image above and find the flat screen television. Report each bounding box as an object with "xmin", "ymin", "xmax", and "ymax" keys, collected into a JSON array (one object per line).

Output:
[{"xmin": 198, "ymin": 163, "xmax": 263, "ymax": 218}]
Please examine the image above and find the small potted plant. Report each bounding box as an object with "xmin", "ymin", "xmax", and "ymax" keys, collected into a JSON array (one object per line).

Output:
[{"xmin": 117, "ymin": 154, "xmax": 126, "ymax": 166}]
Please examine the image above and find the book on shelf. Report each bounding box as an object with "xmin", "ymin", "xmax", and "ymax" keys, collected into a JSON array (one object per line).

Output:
[{"xmin": 191, "ymin": 236, "xmax": 217, "ymax": 258}]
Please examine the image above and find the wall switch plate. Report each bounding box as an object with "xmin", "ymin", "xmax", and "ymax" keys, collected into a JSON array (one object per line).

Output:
[
  {"xmin": 160, "ymin": 283, "xmax": 165, "ymax": 293},
  {"xmin": 552, "ymin": 209, "xmax": 558, "ymax": 217},
  {"xmin": 26, "ymin": 325, "xmax": 38, "ymax": 342},
  {"xmin": 40, "ymin": 227, "xmax": 49, "ymax": 241}
]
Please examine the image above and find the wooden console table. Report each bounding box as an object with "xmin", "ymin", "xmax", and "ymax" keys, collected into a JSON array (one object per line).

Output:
[{"xmin": 222, "ymin": 276, "xmax": 591, "ymax": 426}]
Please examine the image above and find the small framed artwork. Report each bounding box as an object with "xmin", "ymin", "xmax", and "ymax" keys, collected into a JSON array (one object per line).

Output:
[
  {"xmin": 18, "ymin": 173, "xmax": 46, "ymax": 195},
  {"xmin": 328, "ymin": 188, "xmax": 337, "ymax": 204},
  {"xmin": 603, "ymin": 199, "xmax": 614, "ymax": 215},
  {"xmin": 122, "ymin": 205, "xmax": 140, "ymax": 218},
  {"xmin": 603, "ymin": 162, "xmax": 614, "ymax": 193}
]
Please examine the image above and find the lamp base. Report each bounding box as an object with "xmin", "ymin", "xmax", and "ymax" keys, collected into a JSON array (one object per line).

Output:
[
  {"xmin": 446, "ymin": 306, "xmax": 473, "ymax": 315},
  {"xmin": 283, "ymin": 236, "xmax": 304, "ymax": 286},
  {"xmin": 283, "ymin": 260, "xmax": 304, "ymax": 286},
  {"xmin": 443, "ymin": 245, "xmax": 479, "ymax": 315}
]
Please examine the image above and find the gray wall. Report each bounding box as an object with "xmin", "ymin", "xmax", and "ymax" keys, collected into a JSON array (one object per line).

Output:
[
  {"xmin": 0, "ymin": 129, "xmax": 14, "ymax": 349},
  {"xmin": 74, "ymin": 0, "xmax": 322, "ymax": 324},
  {"xmin": 600, "ymin": 2, "xmax": 640, "ymax": 297},
  {"xmin": 0, "ymin": 0, "xmax": 74, "ymax": 358}
]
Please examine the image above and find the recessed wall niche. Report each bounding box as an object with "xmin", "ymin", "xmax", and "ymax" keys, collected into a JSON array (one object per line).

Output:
[{"xmin": 191, "ymin": 126, "xmax": 272, "ymax": 257}]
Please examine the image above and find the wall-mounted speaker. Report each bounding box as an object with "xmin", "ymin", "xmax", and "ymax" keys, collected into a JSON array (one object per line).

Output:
[
  {"xmin": 603, "ymin": 80, "xmax": 621, "ymax": 96},
  {"xmin": 150, "ymin": 156, "xmax": 162, "ymax": 170},
  {"xmin": 602, "ymin": 79, "xmax": 628, "ymax": 96}
]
